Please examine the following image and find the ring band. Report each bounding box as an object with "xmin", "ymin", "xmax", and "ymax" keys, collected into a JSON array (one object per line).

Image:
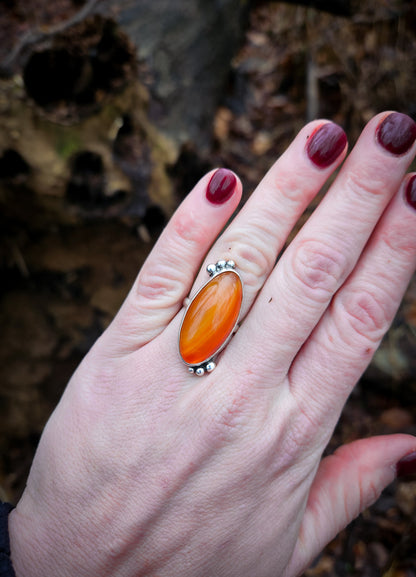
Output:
[{"xmin": 179, "ymin": 260, "xmax": 243, "ymax": 375}]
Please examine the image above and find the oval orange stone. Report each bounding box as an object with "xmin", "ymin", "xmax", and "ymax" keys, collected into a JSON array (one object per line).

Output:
[{"xmin": 179, "ymin": 270, "xmax": 242, "ymax": 366}]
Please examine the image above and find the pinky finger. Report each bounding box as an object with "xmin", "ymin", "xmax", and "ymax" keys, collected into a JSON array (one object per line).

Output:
[{"xmin": 105, "ymin": 169, "xmax": 242, "ymax": 354}]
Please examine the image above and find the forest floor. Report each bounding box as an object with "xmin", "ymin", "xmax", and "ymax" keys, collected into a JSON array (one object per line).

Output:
[{"xmin": 1, "ymin": 2, "xmax": 416, "ymax": 575}]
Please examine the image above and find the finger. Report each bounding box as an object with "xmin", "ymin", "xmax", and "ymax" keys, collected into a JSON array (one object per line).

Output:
[
  {"xmin": 192, "ymin": 121, "xmax": 347, "ymax": 314},
  {"xmin": 289, "ymin": 173, "xmax": 416, "ymax": 422},
  {"xmin": 286, "ymin": 434, "xmax": 416, "ymax": 577},
  {"xmin": 105, "ymin": 169, "xmax": 242, "ymax": 353},
  {"xmin": 234, "ymin": 112, "xmax": 416, "ymax": 382}
]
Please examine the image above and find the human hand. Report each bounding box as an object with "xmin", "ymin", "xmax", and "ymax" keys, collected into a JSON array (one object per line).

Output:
[{"xmin": 9, "ymin": 112, "xmax": 416, "ymax": 577}]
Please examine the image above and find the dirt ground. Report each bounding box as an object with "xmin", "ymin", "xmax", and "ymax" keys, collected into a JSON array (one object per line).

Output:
[{"xmin": 1, "ymin": 1, "xmax": 415, "ymax": 575}]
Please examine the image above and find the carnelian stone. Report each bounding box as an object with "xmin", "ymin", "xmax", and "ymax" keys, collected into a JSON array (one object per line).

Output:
[{"xmin": 179, "ymin": 270, "xmax": 242, "ymax": 365}]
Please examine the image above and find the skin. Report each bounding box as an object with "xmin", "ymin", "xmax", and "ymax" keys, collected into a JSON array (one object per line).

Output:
[{"xmin": 8, "ymin": 112, "xmax": 416, "ymax": 577}]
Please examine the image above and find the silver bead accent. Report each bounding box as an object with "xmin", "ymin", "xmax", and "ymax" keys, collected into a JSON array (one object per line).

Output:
[
  {"xmin": 188, "ymin": 367, "xmax": 195, "ymax": 374},
  {"xmin": 217, "ymin": 260, "xmax": 227, "ymax": 271},
  {"xmin": 207, "ymin": 263, "xmax": 217, "ymax": 276},
  {"xmin": 206, "ymin": 361, "xmax": 216, "ymax": 373},
  {"xmin": 196, "ymin": 367, "xmax": 205, "ymax": 376},
  {"xmin": 226, "ymin": 260, "xmax": 235, "ymax": 269}
]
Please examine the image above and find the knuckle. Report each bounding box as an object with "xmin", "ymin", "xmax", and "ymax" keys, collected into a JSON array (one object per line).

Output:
[
  {"xmin": 269, "ymin": 167, "xmax": 318, "ymax": 208},
  {"xmin": 227, "ymin": 228, "xmax": 274, "ymax": 291},
  {"xmin": 282, "ymin": 418, "xmax": 315, "ymax": 459},
  {"xmin": 135, "ymin": 262, "xmax": 183, "ymax": 303},
  {"xmin": 290, "ymin": 239, "xmax": 347, "ymax": 303},
  {"xmin": 272, "ymin": 173, "xmax": 305, "ymax": 204},
  {"xmin": 338, "ymin": 287, "xmax": 390, "ymax": 343},
  {"xmin": 344, "ymin": 168, "xmax": 387, "ymax": 202},
  {"xmin": 382, "ymin": 226, "xmax": 416, "ymax": 255},
  {"xmin": 172, "ymin": 210, "xmax": 210, "ymax": 247},
  {"xmin": 359, "ymin": 477, "xmax": 380, "ymax": 511}
]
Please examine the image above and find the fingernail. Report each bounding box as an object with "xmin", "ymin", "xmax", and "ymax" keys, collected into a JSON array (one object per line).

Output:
[
  {"xmin": 405, "ymin": 175, "xmax": 416, "ymax": 210},
  {"xmin": 206, "ymin": 168, "xmax": 237, "ymax": 205},
  {"xmin": 306, "ymin": 123, "xmax": 347, "ymax": 168},
  {"xmin": 376, "ymin": 112, "xmax": 416, "ymax": 155},
  {"xmin": 396, "ymin": 451, "xmax": 416, "ymax": 478}
]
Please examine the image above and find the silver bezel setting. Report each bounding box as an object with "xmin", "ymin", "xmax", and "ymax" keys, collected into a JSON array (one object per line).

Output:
[{"xmin": 179, "ymin": 260, "xmax": 242, "ymax": 375}]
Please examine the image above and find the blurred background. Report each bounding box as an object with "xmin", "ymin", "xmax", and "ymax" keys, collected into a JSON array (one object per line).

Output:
[{"xmin": 0, "ymin": 0, "xmax": 415, "ymax": 574}]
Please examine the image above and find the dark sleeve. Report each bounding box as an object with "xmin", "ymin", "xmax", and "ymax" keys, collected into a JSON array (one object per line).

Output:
[{"xmin": 0, "ymin": 503, "xmax": 16, "ymax": 577}]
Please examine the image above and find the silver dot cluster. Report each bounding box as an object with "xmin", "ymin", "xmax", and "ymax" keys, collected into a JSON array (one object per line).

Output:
[
  {"xmin": 206, "ymin": 259, "xmax": 236, "ymax": 277},
  {"xmin": 188, "ymin": 361, "xmax": 216, "ymax": 376}
]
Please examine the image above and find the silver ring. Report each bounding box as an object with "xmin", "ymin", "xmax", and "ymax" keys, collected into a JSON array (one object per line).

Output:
[{"xmin": 179, "ymin": 260, "xmax": 243, "ymax": 375}]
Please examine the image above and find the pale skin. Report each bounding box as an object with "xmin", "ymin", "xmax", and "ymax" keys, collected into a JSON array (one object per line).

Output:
[{"xmin": 8, "ymin": 111, "xmax": 416, "ymax": 576}]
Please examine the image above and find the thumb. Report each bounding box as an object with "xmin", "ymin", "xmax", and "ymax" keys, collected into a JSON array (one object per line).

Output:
[{"xmin": 287, "ymin": 434, "xmax": 416, "ymax": 576}]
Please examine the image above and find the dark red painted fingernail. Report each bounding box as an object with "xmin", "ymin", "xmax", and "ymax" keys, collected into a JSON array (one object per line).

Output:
[
  {"xmin": 206, "ymin": 168, "xmax": 237, "ymax": 205},
  {"xmin": 405, "ymin": 175, "xmax": 416, "ymax": 210},
  {"xmin": 377, "ymin": 112, "xmax": 416, "ymax": 155},
  {"xmin": 306, "ymin": 123, "xmax": 347, "ymax": 168},
  {"xmin": 396, "ymin": 451, "xmax": 416, "ymax": 478}
]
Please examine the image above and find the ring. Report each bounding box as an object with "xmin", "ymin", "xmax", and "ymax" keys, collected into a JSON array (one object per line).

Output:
[{"xmin": 179, "ymin": 260, "xmax": 243, "ymax": 375}]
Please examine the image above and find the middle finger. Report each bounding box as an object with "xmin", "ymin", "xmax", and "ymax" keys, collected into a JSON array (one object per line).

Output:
[{"xmin": 193, "ymin": 120, "xmax": 347, "ymax": 315}]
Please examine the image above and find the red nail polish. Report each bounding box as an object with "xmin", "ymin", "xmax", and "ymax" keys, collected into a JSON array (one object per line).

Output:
[
  {"xmin": 206, "ymin": 168, "xmax": 237, "ymax": 205},
  {"xmin": 306, "ymin": 123, "xmax": 347, "ymax": 168},
  {"xmin": 396, "ymin": 451, "xmax": 416, "ymax": 478},
  {"xmin": 405, "ymin": 175, "xmax": 416, "ymax": 210},
  {"xmin": 377, "ymin": 112, "xmax": 416, "ymax": 155}
]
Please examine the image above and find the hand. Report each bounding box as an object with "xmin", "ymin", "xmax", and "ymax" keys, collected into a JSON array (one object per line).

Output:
[{"xmin": 9, "ymin": 112, "xmax": 416, "ymax": 577}]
